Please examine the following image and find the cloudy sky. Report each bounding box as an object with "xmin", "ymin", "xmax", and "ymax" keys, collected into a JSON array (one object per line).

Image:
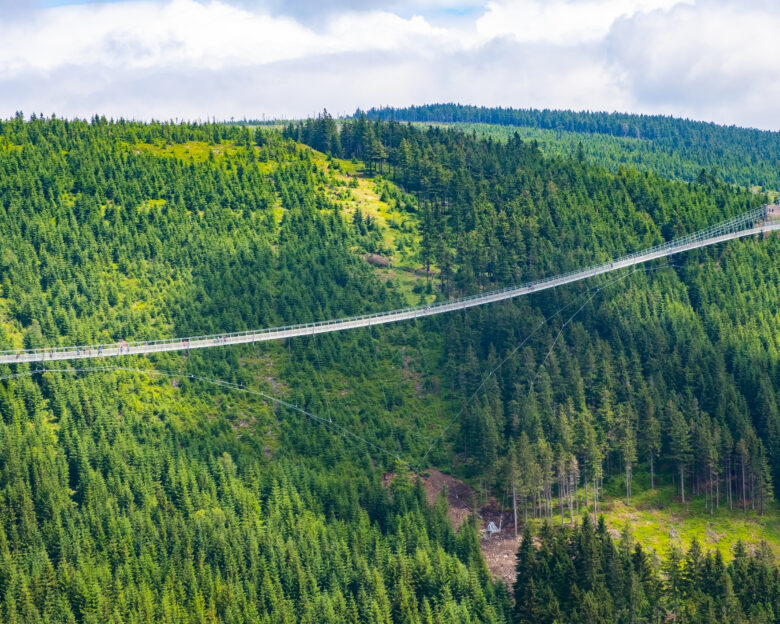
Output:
[{"xmin": 1, "ymin": 0, "xmax": 778, "ymax": 129}]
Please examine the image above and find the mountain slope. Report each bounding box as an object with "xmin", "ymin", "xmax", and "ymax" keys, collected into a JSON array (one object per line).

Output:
[
  {"xmin": 358, "ymin": 104, "xmax": 780, "ymax": 191},
  {"xmin": 3, "ymin": 114, "xmax": 780, "ymax": 622}
]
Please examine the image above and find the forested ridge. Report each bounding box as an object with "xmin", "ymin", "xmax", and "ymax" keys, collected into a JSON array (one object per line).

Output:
[
  {"xmin": 288, "ymin": 116, "xmax": 779, "ymax": 517},
  {"xmin": 0, "ymin": 115, "xmax": 510, "ymax": 623},
  {"xmin": 290, "ymin": 115, "xmax": 780, "ymax": 619},
  {"xmin": 2, "ymin": 112, "xmax": 780, "ymax": 621},
  {"xmin": 358, "ymin": 104, "xmax": 780, "ymax": 191}
]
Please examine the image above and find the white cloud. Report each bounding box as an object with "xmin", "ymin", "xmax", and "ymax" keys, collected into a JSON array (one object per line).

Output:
[
  {"xmin": 606, "ymin": 1, "xmax": 780, "ymax": 127},
  {"xmin": 476, "ymin": 0, "xmax": 690, "ymax": 45},
  {"xmin": 0, "ymin": 0, "xmax": 455, "ymax": 76},
  {"xmin": 1, "ymin": 1, "xmax": 318, "ymax": 74},
  {"xmin": 0, "ymin": 0, "xmax": 779, "ymax": 129},
  {"xmin": 227, "ymin": 0, "xmax": 483, "ymax": 23},
  {"xmin": 325, "ymin": 12, "xmax": 452, "ymax": 54}
]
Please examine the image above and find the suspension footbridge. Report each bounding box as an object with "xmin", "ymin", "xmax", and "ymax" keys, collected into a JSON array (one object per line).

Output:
[{"xmin": 2, "ymin": 205, "xmax": 779, "ymax": 365}]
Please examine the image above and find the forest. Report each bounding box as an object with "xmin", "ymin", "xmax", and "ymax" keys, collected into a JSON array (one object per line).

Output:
[
  {"xmin": 358, "ymin": 104, "xmax": 780, "ymax": 191},
  {"xmin": 287, "ymin": 115, "xmax": 778, "ymax": 516},
  {"xmin": 1, "ymin": 111, "xmax": 780, "ymax": 621}
]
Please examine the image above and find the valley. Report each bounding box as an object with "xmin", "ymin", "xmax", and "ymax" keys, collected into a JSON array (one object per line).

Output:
[{"xmin": 2, "ymin": 111, "xmax": 780, "ymax": 622}]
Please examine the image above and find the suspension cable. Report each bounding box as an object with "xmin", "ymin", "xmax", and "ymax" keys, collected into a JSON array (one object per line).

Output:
[
  {"xmin": 416, "ymin": 263, "xmax": 676, "ymax": 469},
  {"xmin": 0, "ymin": 364, "xmax": 414, "ymax": 469}
]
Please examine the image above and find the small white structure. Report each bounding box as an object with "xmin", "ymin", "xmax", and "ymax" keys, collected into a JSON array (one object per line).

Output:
[{"xmin": 484, "ymin": 521, "xmax": 500, "ymax": 538}]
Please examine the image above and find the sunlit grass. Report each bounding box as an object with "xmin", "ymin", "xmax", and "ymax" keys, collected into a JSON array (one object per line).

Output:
[
  {"xmin": 598, "ymin": 468, "xmax": 780, "ymax": 559},
  {"xmin": 132, "ymin": 140, "xmax": 238, "ymax": 161}
]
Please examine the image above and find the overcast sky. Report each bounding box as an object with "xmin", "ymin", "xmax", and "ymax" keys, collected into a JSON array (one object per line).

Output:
[{"xmin": 1, "ymin": 0, "xmax": 778, "ymax": 129}]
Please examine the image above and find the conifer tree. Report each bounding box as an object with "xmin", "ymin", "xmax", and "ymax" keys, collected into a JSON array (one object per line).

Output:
[{"xmin": 668, "ymin": 401, "xmax": 692, "ymax": 504}]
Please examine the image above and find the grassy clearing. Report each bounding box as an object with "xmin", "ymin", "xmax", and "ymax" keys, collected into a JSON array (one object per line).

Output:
[
  {"xmin": 308, "ymin": 150, "xmax": 413, "ymax": 255},
  {"xmin": 301, "ymin": 149, "xmax": 432, "ymax": 292},
  {"xmin": 131, "ymin": 139, "xmax": 281, "ymax": 177},
  {"xmin": 516, "ymin": 476, "xmax": 780, "ymax": 561},
  {"xmin": 0, "ymin": 139, "xmax": 21, "ymax": 154},
  {"xmin": 131, "ymin": 141, "xmax": 239, "ymax": 161},
  {"xmin": 595, "ymin": 469, "xmax": 780, "ymax": 559},
  {"xmin": 497, "ymin": 463, "xmax": 780, "ymax": 560},
  {"xmin": 374, "ymin": 268, "xmax": 436, "ymax": 306}
]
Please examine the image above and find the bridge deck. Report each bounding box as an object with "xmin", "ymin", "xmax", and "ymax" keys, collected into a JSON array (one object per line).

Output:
[{"xmin": 2, "ymin": 208, "xmax": 778, "ymax": 364}]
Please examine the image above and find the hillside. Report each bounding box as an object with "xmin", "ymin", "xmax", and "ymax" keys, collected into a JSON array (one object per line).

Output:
[
  {"xmin": 291, "ymin": 116, "xmax": 780, "ymax": 601},
  {"xmin": 358, "ymin": 104, "xmax": 780, "ymax": 192},
  {"xmin": 0, "ymin": 116, "xmax": 512, "ymax": 623},
  {"xmin": 3, "ymin": 114, "xmax": 780, "ymax": 621}
]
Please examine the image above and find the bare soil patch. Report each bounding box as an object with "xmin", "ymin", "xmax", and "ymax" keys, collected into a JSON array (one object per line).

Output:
[
  {"xmin": 482, "ymin": 533, "xmax": 520, "ymax": 587},
  {"xmin": 422, "ymin": 470, "xmax": 520, "ymax": 586},
  {"xmin": 421, "ymin": 468, "xmax": 475, "ymax": 530},
  {"xmin": 386, "ymin": 468, "xmax": 521, "ymax": 585}
]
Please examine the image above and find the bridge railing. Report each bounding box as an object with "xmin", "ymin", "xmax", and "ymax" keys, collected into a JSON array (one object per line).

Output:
[{"xmin": 0, "ymin": 205, "xmax": 770, "ymax": 362}]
